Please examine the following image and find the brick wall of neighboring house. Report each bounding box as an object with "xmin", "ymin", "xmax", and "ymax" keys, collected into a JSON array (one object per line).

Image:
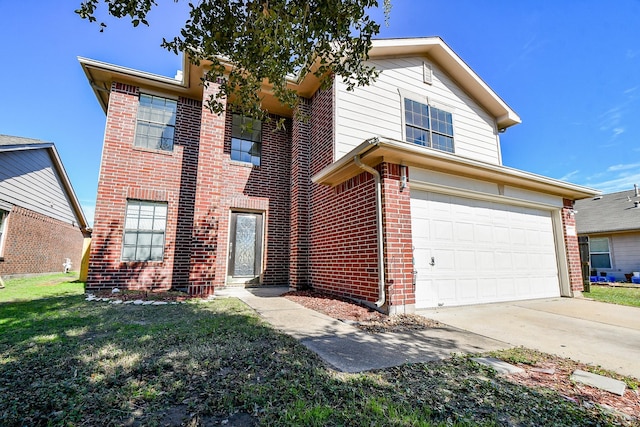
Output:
[
  {"xmin": 562, "ymin": 198, "xmax": 583, "ymax": 292},
  {"xmin": 88, "ymin": 80, "xmax": 292, "ymax": 295},
  {"xmin": 0, "ymin": 206, "xmax": 84, "ymax": 276}
]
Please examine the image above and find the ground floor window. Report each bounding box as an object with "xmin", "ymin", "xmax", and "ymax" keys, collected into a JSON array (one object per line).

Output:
[
  {"xmin": 122, "ymin": 200, "xmax": 167, "ymax": 262},
  {"xmin": 0, "ymin": 209, "xmax": 8, "ymax": 256},
  {"xmin": 589, "ymin": 237, "xmax": 612, "ymax": 269}
]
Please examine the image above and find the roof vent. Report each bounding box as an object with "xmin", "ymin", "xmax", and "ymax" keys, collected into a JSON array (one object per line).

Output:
[
  {"xmin": 635, "ymin": 201, "xmax": 640, "ymax": 208},
  {"xmin": 635, "ymin": 184, "xmax": 639, "ymax": 197},
  {"xmin": 423, "ymin": 62, "xmax": 433, "ymax": 85},
  {"xmin": 593, "ymin": 196, "xmax": 602, "ymax": 200}
]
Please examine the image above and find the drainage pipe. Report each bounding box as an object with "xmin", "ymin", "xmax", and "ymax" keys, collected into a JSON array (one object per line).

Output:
[{"xmin": 354, "ymin": 153, "xmax": 386, "ymax": 307}]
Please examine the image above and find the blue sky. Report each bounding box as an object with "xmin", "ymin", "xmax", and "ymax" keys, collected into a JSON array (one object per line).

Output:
[{"xmin": 1, "ymin": 1, "xmax": 640, "ymax": 226}]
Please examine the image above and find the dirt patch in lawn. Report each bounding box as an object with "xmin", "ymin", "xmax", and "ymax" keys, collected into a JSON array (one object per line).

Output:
[{"xmin": 284, "ymin": 289, "xmax": 639, "ymax": 422}]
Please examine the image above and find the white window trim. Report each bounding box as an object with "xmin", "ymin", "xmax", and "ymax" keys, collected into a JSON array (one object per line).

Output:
[{"xmin": 398, "ymin": 89, "xmax": 456, "ymax": 153}]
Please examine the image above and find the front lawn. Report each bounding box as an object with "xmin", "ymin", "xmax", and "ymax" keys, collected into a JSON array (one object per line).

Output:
[
  {"xmin": 586, "ymin": 284, "xmax": 640, "ymax": 308},
  {"xmin": 0, "ymin": 283, "xmax": 631, "ymax": 426},
  {"xmin": 0, "ymin": 273, "xmax": 82, "ymax": 302}
]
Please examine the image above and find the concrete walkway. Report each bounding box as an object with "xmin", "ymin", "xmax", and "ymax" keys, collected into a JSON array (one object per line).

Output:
[
  {"xmin": 420, "ymin": 297, "xmax": 640, "ymax": 379},
  {"xmin": 216, "ymin": 286, "xmax": 507, "ymax": 373}
]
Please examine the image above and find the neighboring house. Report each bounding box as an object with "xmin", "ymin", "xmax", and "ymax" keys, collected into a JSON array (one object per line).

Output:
[
  {"xmin": 574, "ymin": 187, "xmax": 640, "ymax": 282},
  {"xmin": 0, "ymin": 135, "xmax": 89, "ymax": 277},
  {"xmin": 80, "ymin": 37, "xmax": 597, "ymax": 313}
]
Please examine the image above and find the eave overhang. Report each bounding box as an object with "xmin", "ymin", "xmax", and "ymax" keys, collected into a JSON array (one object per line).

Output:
[
  {"xmin": 312, "ymin": 137, "xmax": 599, "ymax": 201},
  {"xmin": 79, "ymin": 55, "xmax": 315, "ymax": 117},
  {"xmin": 79, "ymin": 37, "xmax": 519, "ymax": 126}
]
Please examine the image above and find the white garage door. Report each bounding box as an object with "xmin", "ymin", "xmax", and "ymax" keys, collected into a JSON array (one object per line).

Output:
[{"xmin": 411, "ymin": 191, "xmax": 560, "ymax": 308}]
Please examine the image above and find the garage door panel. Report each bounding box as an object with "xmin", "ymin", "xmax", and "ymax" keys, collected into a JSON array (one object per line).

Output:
[
  {"xmin": 411, "ymin": 190, "xmax": 560, "ymax": 308},
  {"xmin": 454, "ymin": 222, "xmax": 474, "ymax": 241},
  {"xmin": 433, "ymin": 220, "xmax": 454, "ymax": 240},
  {"xmin": 459, "ymin": 278, "xmax": 478, "ymax": 300},
  {"xmin": 476, "ymin": 251, "xmax": 495, "ymax": 270},
  {"xmin": 453, "ymin": 250, "xmax": 475, "ymax": 271},
  {"xmin": 436, "ymin": 279, "xmax": 457, "ymax": 302},
  {"xmin": 474, "ymin": 224, "xmax": 493, "ymax": 243}
]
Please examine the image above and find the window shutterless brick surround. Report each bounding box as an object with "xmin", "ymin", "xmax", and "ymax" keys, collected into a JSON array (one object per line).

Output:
[
  {"xmin": 88, "ymin": 80, "xmax": 585, "ymax": 311},
  {"xmin": 0, "ymin": 206, "xmax": 84, "ymax": 276}
]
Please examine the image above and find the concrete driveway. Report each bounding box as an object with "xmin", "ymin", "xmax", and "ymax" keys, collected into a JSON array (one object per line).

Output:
[{"xmin": 420, "ymin": 297, "xmax": 640, "ymax": 379}]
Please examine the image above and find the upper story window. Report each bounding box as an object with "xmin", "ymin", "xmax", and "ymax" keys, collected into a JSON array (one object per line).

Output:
[
  {"xmin": 404, "ymin": 98, "xmax": 454, "ymax": 153},
  {"xmin": 134, "ymin": 94, "xmax": 177, "ymax": 151},
  {"xmin": 231, "ymin": 114, "xmax": 261, "ymax": 166},
  {"xmin": 122, "ymin": 200, "xmax": 167, "ymax": 262},
  {"xmin": 589, "ymin": 237, "xmax": 612, "ymax": 269}
]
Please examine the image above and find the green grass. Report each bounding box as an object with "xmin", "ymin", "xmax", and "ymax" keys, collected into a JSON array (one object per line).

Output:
[
  {"xmin": 0, "ymin": 279, "xmax": 629, "ymax": 426},
  {"xmin": 0, "ymin": 273, "xmax": 83, "ymax": 302},
  {"xmin": 585, "ymin": 284, "xmax": 640, "ymax": 308}
]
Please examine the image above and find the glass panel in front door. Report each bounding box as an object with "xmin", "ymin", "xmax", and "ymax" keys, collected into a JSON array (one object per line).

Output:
[{"xmin": 233, "ymin": 214, "xmax": 257, "ymax": 276}]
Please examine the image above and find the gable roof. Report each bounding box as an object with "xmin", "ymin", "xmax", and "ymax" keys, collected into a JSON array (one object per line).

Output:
[
  {"xmin": 79, "ymin": 37, "xmax": 520, "ymax": 127},
  {"xmin": 574, "ymin": 188, "xmax": 640, "ymax": 234},
  {"xmin": 0, "ymin": 134, "xmax": 89, "ymax": 233},
  {"xmin": 368, "ymin": 37, "xmax": 520, "ymax": 130}
]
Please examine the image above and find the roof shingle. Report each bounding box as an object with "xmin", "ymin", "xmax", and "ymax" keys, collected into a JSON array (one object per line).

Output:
[{"xmin": 574, "ymin": 188, "xmax": 640, "ymax": 234}]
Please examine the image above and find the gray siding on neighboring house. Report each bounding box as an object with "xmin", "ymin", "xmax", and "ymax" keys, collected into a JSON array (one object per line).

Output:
[
  {"xmin": 575, "ymin": 189, "xmax": 640, "ymax": 279},
  {"xmin": 0, "ymin": 148, "xmax": 77, "ymax": 225},
  {"xmin": 334, "ymin": 56, "xmax": 500, "ymax": 164},
  {"xmin": 610, "ymin": 232, "xmax": 640, "ymax": 274}
]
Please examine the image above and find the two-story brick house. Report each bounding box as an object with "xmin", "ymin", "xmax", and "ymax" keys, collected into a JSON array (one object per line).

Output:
[{"xmin": 80, "ymin": 37, "xmax": 597, "ymax": 313}]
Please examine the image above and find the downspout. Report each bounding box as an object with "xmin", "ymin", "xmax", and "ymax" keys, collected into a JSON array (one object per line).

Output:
[{"xmin": 354, "ymin": 144, "xmax": 385, "ymax": 307}]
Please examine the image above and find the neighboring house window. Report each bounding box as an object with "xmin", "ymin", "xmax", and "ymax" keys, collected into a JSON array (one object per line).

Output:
[
  {"xmin": 231, "ymin": 114, "xmax": 262, "ymax": 166},
  {"xmin": 134, "ymin": 94, "xmax": 177, "ymax": 151},
  {"xmin": 590, "ymin": 237, "xmax": 612, "ymax": 269},
  {"xmin": 404, "ymin": 98, "xmax": 454, "ymax": 153},
  {"xmin": 122, "ymin": 200, "xmax": 167, "ymax": 262},
  {"xmin": 0, "ymin": 210, "xmax": 7, "ymax": 256}
]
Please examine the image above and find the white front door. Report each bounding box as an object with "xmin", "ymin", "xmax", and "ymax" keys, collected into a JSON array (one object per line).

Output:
[{"xmin": 411, "ymin": 191, "xmax": 560, "ymax": 308}]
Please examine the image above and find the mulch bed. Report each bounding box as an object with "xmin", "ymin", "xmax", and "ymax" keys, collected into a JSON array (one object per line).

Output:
[{"xmin": 283, "ymin": 289, "xmax": 442, "ymax": 333}]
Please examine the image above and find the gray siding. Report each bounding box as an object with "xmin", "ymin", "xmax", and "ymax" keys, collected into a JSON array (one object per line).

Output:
[
  {"xmin": 335, "ymin": 56, "xmax": 501, "ymax": 164},
  {"xmin": 0, "ymin": 149, "xmax": 77, "ymax": 224},
  {"xmin": 611, "ymin": 232, "xmax": 640, "ymax": 275}
]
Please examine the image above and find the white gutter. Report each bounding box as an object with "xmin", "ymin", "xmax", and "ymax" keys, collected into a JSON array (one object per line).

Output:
[{"xmin": 353, "ymin": 137, "xmax": 385, "ymax": 307}]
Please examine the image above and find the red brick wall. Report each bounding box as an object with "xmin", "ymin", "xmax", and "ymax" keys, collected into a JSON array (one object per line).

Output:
[
  {"xmin": 289, "ymin": 98, "xmax": 311, "ymax": 289},
  {"xmin": 0, "ymin": 206, "xmax": 84, "ymax": 276},
  {"xmin": 87, "ymin": 83, "xmax": 201, "ymax": 292},
  {"xmin": 306, "ymin": 85, "xmax": 381, "ymax": 303},
  {"xmin": 380, "ymin": 163, "xmax": 415, "ymax": 312},
  {"xmin": 562, "ymin": 198, "xmax": 583, "ymax": 292},
  {"xmin": 190, "ymin": 81, "xmax": 291, "ymax": 294},
  {"xmin": 88, "ymin": 80, "xmax": 291, "ymax": 294}
]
